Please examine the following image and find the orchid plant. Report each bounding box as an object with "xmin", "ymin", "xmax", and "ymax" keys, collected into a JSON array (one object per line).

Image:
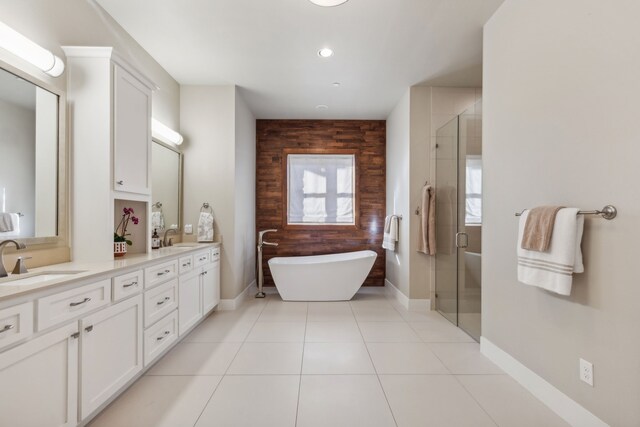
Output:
[{"xmin": 114, "ymin": 207, "xmax": 139, "ymax": 246}]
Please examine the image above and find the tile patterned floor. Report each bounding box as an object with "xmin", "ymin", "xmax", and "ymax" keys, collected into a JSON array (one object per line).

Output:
[{"xmin": 89, "ymin": 289, "xmax": 569, "ymax": 427}]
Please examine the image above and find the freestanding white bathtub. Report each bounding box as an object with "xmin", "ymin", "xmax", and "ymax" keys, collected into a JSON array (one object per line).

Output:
[{"xmin": 268, "ymin": 250, "xmax": 378, "ymax": 301}]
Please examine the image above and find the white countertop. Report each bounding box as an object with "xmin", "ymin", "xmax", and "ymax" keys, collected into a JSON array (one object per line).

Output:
[{"xmin": 0, "ymin": 243, "xmax": 220, "ymax": 302}]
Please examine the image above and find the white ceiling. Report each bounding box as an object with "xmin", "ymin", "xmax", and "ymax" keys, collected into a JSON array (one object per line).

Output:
[{"xmin": 96, "ymin": 0, "xmax": 503, "ymax": 119}]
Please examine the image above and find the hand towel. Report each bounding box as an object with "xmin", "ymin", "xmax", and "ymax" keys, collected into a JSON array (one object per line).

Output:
[
  {"xmin": 0, "ymin": 213, "xmax": 20, "ymax": 236},
  {"xmin": 417, "ymin": 184, "xmax": 436, "ymax": 255},
  {"xmin": 517, "ymin": 208, "xmax": 584, "ymax": 296},
  {"xmin": 151, "ymin": 211, "xmax": 165, "ymax": 231},
  {"xmin": 0, "ymin": 213, "xmax": 14, "ymax": 232},
  {"xmin": 382, "ymin": 215, "xmax": 399, "ymax": 251},
  {"xmin": 521, "ymin": 205, "xmax": 564, "ymax": 252},
  {"xmin": 197, "ymin": 212, "xmax": 215, "ymax": 242}
]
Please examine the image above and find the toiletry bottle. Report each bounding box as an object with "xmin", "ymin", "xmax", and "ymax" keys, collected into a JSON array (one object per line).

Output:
[{"xmin": 152, "ymin": 229, "xmax": 160, "ymax": 249}]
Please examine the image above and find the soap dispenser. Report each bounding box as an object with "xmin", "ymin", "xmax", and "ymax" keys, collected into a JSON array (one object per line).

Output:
[{"xmin": 151, "ymin": 229, "xmax": 160, "ymax": 249}]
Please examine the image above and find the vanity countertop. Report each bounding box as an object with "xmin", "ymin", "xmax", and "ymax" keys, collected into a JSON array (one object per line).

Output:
[{"xmin": 0, "ymin": 242, "xmax": 221, "ymax": 302}]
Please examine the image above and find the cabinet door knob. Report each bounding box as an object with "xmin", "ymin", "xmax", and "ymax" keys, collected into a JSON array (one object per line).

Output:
[
  {"xmin": 85, "ymin": 325, "xmax": 94, "ymax": 333},
  {"xmin": 116, "ymin": 180, "xmax": 124, "ymax": 185},
  {"xmin": 0, "ymin": 324, "xmax": 14, "ymax": 333},
  {"xmin": 70, "ymin": 297, "xmax": 91, "ymax": 307}
]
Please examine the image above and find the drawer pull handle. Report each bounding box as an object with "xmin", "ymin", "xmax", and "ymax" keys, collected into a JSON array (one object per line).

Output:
[
  {"xmin": 199, "ymin": 257, "xmax": 207, "ymax": 261},
  {"xmin": 85, "ymin": 325, "xmax": 94, "ymax": 333},
  {"xmin": 71, "ymin": 332, "xmax": 80, "ymax": 339},
  {"xmin": 123, "ymin": 281, "xmax": 138, "ymax": 288},
  {"xmin": 116, "ymin": 180, "xmax": 124, "ymax": 185},
  {"xmin": 156, "ymin": 296, "xmax": 171, "ymax": 306},
  {"xmin": 0, "ymin": 324, "xmax": 14, "ymax": 333},
  {"xmin": 157, "ymin": 269, "xmax": 171, "ymax": 277},
  {"xmin": 182, "ymin": 262, "xmax": 190, "ymax": 267},
  {"xmin": 70, "ymin": 297, "xmax": 91, "ymax": 307},
  {"xmin": 156, "ymin": 330, "xmax": 171, "ymax": 341}
]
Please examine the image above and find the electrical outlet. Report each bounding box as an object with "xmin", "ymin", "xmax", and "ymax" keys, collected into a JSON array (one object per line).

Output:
[
  {"xmin": 184, "ymin": 224, "xmax": 193, "ymax": 234},
  {"xmin": 579, "ymin": 358, "xmax": 593, "ymax": 386}
]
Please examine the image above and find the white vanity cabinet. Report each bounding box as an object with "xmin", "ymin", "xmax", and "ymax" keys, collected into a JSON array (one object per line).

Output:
[
  {"xmin": 113, "ymin": 65, "xmax": 152, "ymax": 195},
  {"xmin": 178, "ymin": 268, "xmax": 202, "ymax": 336},
  {"xmin": 202, "ymin": 257, "xmax": 221, "ymax": 314},
  {"xmin": 79, "ymin": 294, "xmax": 143, "ymax": 419},
  {"xmin": 179, "ymin": 249, "xmax": 221, "ymax": 336},
  {"xmin": 0, "ymin": 322, "xmax": 79, "ymax": 427}
]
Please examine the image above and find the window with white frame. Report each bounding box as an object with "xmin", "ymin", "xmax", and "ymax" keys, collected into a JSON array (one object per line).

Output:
[
  {"xmin": 465, "ymin": 155, "xmax": 482, "ymax": 225},
  {"xmin": 287, "ymin": 153, "xmax": 355, "ymax": 225}
]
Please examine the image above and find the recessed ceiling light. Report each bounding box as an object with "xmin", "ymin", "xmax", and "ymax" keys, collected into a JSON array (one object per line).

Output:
[
  {"xmin": 332, "ymin": 82, "xmax": 341, "ymax": 87},
  {"xmin": 318, "ymin": 48, "xmax": 334, "ymax": 58},
  {"xmin": 309, "ymin": 0, "xmax": 349, "ymax": 7},
  {"xmin": 316, "ymin": 105, "xmax": 329, "ymax": 110}
]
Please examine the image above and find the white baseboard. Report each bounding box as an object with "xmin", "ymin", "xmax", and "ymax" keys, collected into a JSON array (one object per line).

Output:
[
  {"xmin": 480, "ymin": 337, "xmax": 609, "ymax": 427},
  {"xmin": 218, "ymin": 280, "xmax": 256, "ymax": 311},
  {"xmin": 384, "ymin": 279, "xmax": 431, "ymax": 311}
]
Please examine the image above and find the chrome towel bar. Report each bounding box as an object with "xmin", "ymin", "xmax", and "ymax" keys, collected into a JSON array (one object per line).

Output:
[{"xmin": 515, "ymin": 205, "xmax": 617, "ymax": 220}]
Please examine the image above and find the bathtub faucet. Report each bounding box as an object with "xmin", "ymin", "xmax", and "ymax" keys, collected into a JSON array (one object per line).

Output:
[{"xmin": 256, "ymin": 229, "xmax": 278, "ymax": 298}]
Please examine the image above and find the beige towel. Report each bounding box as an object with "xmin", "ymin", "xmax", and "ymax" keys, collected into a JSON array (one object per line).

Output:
[
  {"xmin": 521, "ymin": 206, "xmax": 564, "ymax": 252},
  {"xmin": 417, "ymin": 185, "xmax": 436, "ymax": 255}
]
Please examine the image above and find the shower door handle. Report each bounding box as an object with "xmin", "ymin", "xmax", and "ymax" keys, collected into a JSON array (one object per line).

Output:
[{"xmin": 455, "ymin": 232, "xmax": 468, "ymax": 249}]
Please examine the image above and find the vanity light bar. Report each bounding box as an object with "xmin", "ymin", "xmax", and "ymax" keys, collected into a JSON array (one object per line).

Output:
[
  {"xmin": 0, "ymin": 21, "xmax": 65, "ymax": 77},
  {"xmin": 152, "ymin": 119, "xmax": 184, "ymax": 146}
]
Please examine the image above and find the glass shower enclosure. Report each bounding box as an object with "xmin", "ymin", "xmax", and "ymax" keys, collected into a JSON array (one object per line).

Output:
[{"xmin": 434, "ymin": 100, "xmax": 482, "ymax": 341}]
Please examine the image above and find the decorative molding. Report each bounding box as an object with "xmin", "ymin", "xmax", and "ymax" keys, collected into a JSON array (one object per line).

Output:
[
  {"xmin": 384, "ymin": 279, "xmax": 409, "ymax": 310},
  {"xmin": 480, "ymin": 337, "xmax": 609, "ymax": 427},
  {"xmin": 218, "ymin": 280, "xmax": 257, "ymax": 311}
]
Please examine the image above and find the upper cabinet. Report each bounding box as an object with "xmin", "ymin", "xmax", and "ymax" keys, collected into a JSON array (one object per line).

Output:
[
  {"xmin": 63, "ymin": 47, "xmax": 156, "ymax": 261},
  {"xmin": 113, "ymin": 66, "xmax": 152, "ymax": 194}
]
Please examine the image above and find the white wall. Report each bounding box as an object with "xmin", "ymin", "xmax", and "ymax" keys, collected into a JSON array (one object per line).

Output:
[
  {"xmin": 483, "ymin": 1, "xmax": 640, "ymax": 425},
  {"xmin": 181, "ymin": 86, "xmax": 256, "ymax": 300},
  {"xmin": 385, "ymin": 89, "xmax": 411, "ymax": 296}
]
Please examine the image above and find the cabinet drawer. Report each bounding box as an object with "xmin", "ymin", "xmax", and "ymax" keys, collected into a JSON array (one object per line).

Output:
[
  {"xmin": 144, "ymin": 279, "xmax": 178, "ymax": 328},
  {"xmin": 144, "ymin": 310, "xmax": 178, "ymax": 366},
  {"xmin": 144, "ymin": 260, "xmax": 178, "ymax": 289},
  {"xmin": 178, "ymin": 255, "xmax": 193, "ymax": 274},
  {"xmin": 193, "ymin": 250, "xmax": 211, "ymax": 268},
  {"xmin": 112, "ymin": 269, "xmax": 143, "ymax": 302},
  {"xmin": 37, "ymin": 279, "xmax": 111, "ymax": 331},
  {"xmin": 211, "ymin": 246, "xmax": 220, "ymax": 260},
  {"xmin": 0, "ymin": 302, "xmax": 33, "ymax": 351}
]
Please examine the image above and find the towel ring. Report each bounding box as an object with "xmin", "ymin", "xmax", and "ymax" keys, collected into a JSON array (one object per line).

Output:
[{"xmin": 200, "ymin": 203, "xmax": 213, "ymax": 214}]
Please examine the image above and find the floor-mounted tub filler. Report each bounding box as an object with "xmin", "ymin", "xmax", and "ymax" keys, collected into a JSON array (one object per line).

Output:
[{"xmin": 268, "ymin": 250, "xmax": 377, "ymax": 301}]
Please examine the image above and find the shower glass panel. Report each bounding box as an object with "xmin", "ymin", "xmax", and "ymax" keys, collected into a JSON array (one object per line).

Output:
[
  {"xmin": 435, "ymin": 100, "xmax": 482, "ymax": 342},
  {"xmin": 434, "ymin": 117, "xmax": 459, "ymax": 326}
]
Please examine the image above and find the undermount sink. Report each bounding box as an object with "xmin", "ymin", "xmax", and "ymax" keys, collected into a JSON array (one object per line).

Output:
[
  {"xmin": 170, "ymin": 243, "xmax": 199, "ymax": 248},
  {"xmin": 0, "ymin": 271, "xmax": 85, "ymax": 287}
]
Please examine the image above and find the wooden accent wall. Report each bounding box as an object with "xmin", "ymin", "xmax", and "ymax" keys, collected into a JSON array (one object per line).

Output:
[{"xmin": 256, "ymin": 120, "xmax": 386, "ymax": 287}]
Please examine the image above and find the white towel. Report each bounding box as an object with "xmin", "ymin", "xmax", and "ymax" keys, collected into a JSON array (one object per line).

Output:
[
  {"xmin": 151, "ymin": 211, "xmax": 165, "ymax": 231},
  {"xmin": 197, "ymin": 212, "xmax": 215, "ymax": 242},
  {"xmin": 382, "ymin": 215, "xmax": 399, "ymax": 251},
  {"xmin": 0, "ymin": 213, "xmax": 20, "ymax": 236},
  {"xmin": 517, "ymin": 208, "xmax": 584, "ymax": 296}
]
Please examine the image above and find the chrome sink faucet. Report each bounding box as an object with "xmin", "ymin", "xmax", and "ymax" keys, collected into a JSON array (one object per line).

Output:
[
  {"xmin": 163, "ymin": 228, "xmax": 178, "ymax": 247},
  {"xmin": 0, "ymin": 240, "xmax": 26, "ymax": 278}
]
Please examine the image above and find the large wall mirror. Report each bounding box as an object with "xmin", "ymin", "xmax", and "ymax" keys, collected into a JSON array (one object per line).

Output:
[
  {"xmin": 0, "ymin": 62, "xmax": 65, "ymax": 242},
  {"xmin": 151, "ymin": 140, "xmax": 182, "ymax": 232}
]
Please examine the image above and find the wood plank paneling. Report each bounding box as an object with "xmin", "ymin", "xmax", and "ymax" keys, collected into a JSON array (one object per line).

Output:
[{"xmin": 256, "ymin": 120, "xmax": 386, "ymax": 287}]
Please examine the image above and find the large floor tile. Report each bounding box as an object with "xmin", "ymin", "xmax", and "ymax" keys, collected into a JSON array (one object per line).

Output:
[
  {"xmin": 297, "ymin": 375, "xmax": 396, "ymax": 427},
  {"xmin": 245, "ymin": 321, "xmax": 306, "ymax": 342},
  {"xmin": 207, "ymin": 307, "xmax": 263, "ymax": 323},
  {"xmin": 305, "ymin": 322, "xmax": 363, "ymax": 342},
  {"xmin": 367, "ymin": 342, "xmax": 449, "ymax": 374},
  {"xmin": 258, "ymin": 301, "xmax": 308, "ymax": 322},
  {"xmin": 307, "ymin": 302, "xmax": 356, "ymax": 322},
  {"xmin": 147, "ymin": 342, "xmax": 241, "ymax": 376},
  {"xmin": 183, "ymin": 318, "xmax": 254, "ymax": 343},
  {"xmin": 302, "ymin": 342, "xmax": 375, "ymax": 374},
  {"xmin": 89, "ymin": 375, "xmax": 221, "ymax": 427},
  {"xmin": 429, "ymin": 343, "xmax": 503, "ymax": 374},
  {"xmin": 379, "ymin": 375, "xmax": 496, "ymax": 427},
  {"xmin": 352, "ymin": 307, "xmax": 405, "ymax": 322},
  {"xmin": 400, "ymin": 310, "xmax": 452, "ymax": 323},
  {"xmin": 410, "ymin": 321, "xmax": 476, "ymax": 343},
  {"xmin": 358, "ymin": 322, "xmax": 421, "ymax": 342},
  {"xmin": 195, "ymin": 375, "xmax": 299, "ymax": 427},
  {"xmin": 457, "ymin": 375, "xmax": 569, "ymax": 427},
  {"xmin": 227, "ymin": 342, "xmax": 303, "ymax": 374}
]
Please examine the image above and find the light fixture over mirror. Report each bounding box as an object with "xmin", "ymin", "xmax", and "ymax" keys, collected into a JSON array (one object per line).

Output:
[
  {"xmin": 0, "ymin": 21, "xmax": 65, "ymax": 77},
  {"xmin": 308, "ymin": 0, "xmax": 349, "ymax": 7},
  {"xmin": 152, "ymin": 118, "xmax": 183, "ymax": 145}
]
